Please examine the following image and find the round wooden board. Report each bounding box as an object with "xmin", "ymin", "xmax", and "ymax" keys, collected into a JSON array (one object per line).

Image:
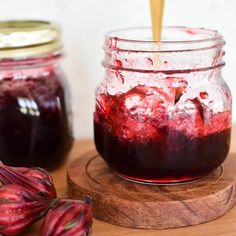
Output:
[{"xmin": 67, "ymin": 151, "xmax": 236, "ymax": 229}]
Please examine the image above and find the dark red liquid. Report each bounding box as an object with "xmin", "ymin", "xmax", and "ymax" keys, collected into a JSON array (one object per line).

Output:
[
  {"xmin": 94, "ymin": 86, "xmax": 231, "ymax": 183},
  {"xmin": 0, "ymin": 72, "xmax": 73, "ymax": 170}
]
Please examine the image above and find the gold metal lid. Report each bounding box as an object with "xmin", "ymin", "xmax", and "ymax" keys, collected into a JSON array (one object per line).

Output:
[{"xmin": 0, "ymin": 20, "xmax": 62, "ymax": 59}]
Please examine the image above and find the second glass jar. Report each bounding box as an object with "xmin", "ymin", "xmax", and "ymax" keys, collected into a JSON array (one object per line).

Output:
[
  {"xmin": 94, "ymin": 27, "xmax": 231, "ymax": 184},
  {"xmin": 0, "ymin": 21, "xmax": 73, "ymax": 170}
]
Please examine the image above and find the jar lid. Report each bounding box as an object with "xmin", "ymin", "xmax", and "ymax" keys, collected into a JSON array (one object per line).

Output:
[{"xmin": 0, "ymin": 20, "xmax": 62, "ymax": 59}]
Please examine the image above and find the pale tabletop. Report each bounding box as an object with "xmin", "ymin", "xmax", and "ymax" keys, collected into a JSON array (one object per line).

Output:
[{"xmin": 25, "ymin": 125, "xmax": 236, "ymax": 236}]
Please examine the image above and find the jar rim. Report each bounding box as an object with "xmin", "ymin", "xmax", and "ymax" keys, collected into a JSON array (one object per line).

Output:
[
  {"xmin": 105, "ymin": 26, "xmax": 224, "ymax": 53},
  {"xmin": 0, "ymin": 20, "xmax": 62, "ymax": 59},
  {"xmin": 103, "ymin": 26, "xmax": 225, "ymax": 73}
]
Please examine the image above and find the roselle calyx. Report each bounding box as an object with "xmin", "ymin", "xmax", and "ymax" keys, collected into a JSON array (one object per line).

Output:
[
  {"xmin": 0, "ymin": 161, "xmax": 56, "ymax": 198},
  {"xmin": 0, "ymin": 184, "xmax": 59, "ymax": 236},
  {"xmin": 39, "ymin": 197, "xmax": 92, "ymax": 236}
]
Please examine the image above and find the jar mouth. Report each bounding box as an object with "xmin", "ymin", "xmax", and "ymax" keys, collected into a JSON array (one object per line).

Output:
[
  {"xmin": 105, "ymin": 26, "xmax": 224, "ymax": 53},
  {"xmin": 103, "ymin": 26, "xmax": 225, "ymax": 73},
  {"xmin": 0, "ymin": 20, "xmax": 62, "ymax": 59}
]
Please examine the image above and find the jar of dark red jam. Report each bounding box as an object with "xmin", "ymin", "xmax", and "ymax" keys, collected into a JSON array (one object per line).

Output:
[
  {"xmin": 0, "ymin": 21, "xmax": 73, "ymax": 169},
  {"xmin": 94, "ymin": 27, "xmax": 232, "ymax": 184}
]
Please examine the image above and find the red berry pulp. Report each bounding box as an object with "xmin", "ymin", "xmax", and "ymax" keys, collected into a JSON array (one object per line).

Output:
[
  {"xmin": 94, "ymin": 86, "xmax": 231, "ymax": 183},
  {"xmin": 0, "ymin": 70, "xmax": 73, "ymax": 170}
]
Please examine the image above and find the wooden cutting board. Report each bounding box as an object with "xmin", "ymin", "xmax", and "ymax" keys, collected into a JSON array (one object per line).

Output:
[{"xmin": 67, "ymin": 151, "xmax": 236, "ymax": 230}]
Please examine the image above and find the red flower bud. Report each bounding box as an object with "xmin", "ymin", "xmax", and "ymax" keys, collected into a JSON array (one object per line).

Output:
[
  {"xmin": 0, "ymin": 162, "xmax": 56, "ymax": 198},
  {"xmin": 0, "ymin": 184, "xmax": 58, "ymax": 235},
  {"xmin": 39, "ymin": 198, "xmax": 92, "ymax": 236}
]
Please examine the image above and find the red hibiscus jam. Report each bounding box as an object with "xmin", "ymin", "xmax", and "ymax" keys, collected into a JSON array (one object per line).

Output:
[
  {"xmin": 0, "ymin": 70, "xmax": 73, "ymax": 169},
  {"xmin": 94, "ymin": 89, "xmax": 231, "ymax": 183}
]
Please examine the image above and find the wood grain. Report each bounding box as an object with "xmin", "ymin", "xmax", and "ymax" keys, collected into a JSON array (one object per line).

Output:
[
  {"xmin": 23, "ymin": 124, "xmax": 236, "ymax": 235},
  {"xmin": 67, "ymin": 150, "xmax": 236, "ymax": 229}
]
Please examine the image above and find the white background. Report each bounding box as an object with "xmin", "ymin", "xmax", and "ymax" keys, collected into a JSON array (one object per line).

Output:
[{"xmin": 0, "ymin": 0, "xmax": 235, "ymax": 138}]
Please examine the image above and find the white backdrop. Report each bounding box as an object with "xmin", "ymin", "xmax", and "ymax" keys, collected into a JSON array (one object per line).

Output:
[{"xmin": 0, "ymin": 0, "xmax": 235, "ymax": 138}]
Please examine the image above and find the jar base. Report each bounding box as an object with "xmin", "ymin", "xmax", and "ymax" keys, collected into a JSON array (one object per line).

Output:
[{"xmin": 118, "ymin": 173, "xmax": 206, "ymax": 185}]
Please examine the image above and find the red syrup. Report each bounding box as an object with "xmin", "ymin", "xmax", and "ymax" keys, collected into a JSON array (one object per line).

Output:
[
  {"xmin": 0, "ymin": 71, "xmax": 73, "ymax": 170},
  {"xmin": 94, "ymin": 86, "xmax": 231, "ymax": 183}
]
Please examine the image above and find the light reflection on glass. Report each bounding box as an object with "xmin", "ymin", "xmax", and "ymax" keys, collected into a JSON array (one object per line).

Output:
[{"xmin": 18, "ymin": 97, "xmax": 40, "ymax": 116}]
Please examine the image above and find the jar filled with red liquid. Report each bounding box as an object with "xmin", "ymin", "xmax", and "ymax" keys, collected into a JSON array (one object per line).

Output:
[
  {"xmin": 94, "ymin": 27, "xmax": 232, "ymax": 184},
  {"xmin": 0, "ymin": 21, "xmax": 73, "ymax": 169}
]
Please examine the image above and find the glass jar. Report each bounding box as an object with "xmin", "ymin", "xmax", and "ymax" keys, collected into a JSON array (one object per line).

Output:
[
  {"xmin": 0, "ymin": 21, "xmax": 73, "ymax": 169},
  {"xmin": 94, "ymin": 27, "xmax": 232, "ymax": 184}
]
